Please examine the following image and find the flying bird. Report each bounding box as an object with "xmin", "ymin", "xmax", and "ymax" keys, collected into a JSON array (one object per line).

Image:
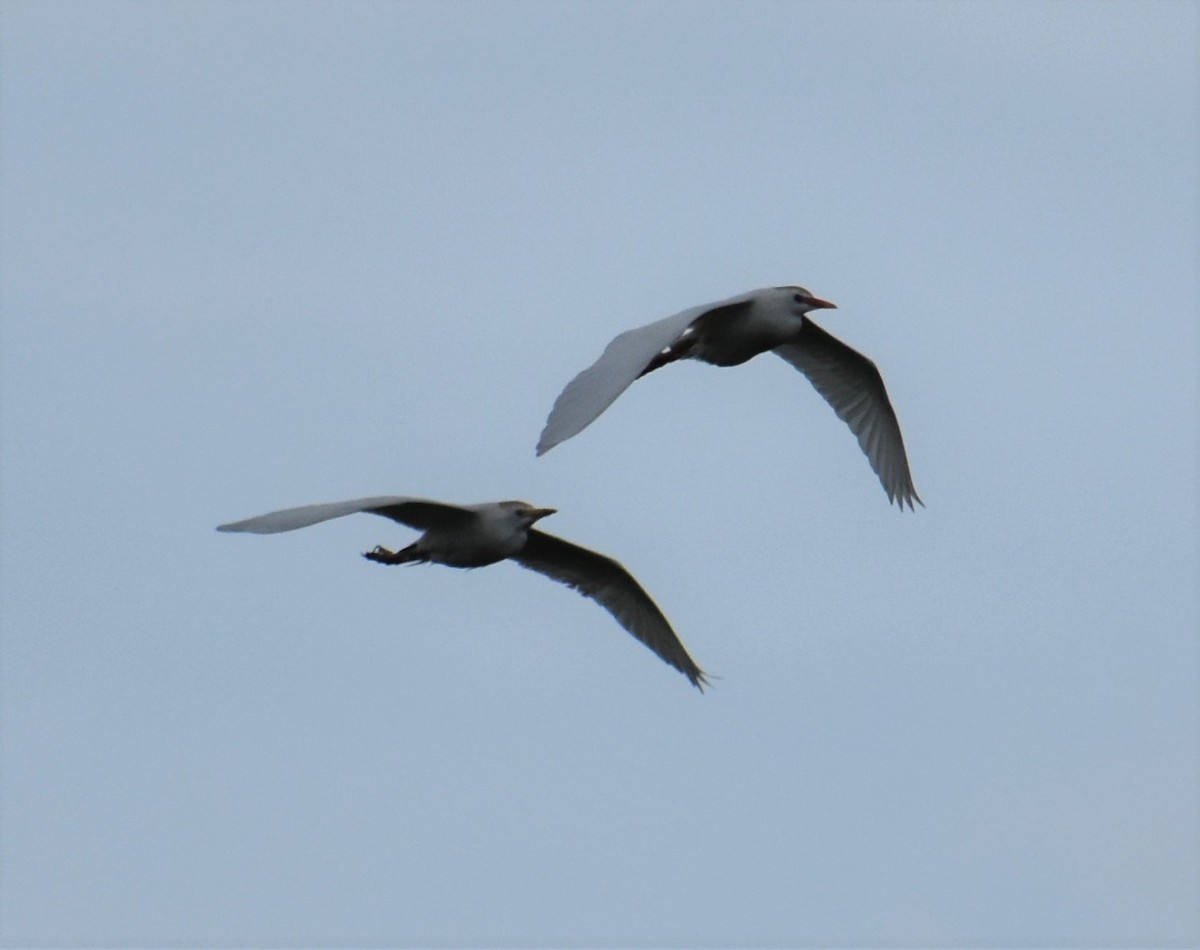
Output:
[
  {"xmin": 537, "ymin": 286, "xmax": 921, "ymax": 510},
  {"xmin": 218, "ymin": 496, "xmax": 708, "ymax": 690}
]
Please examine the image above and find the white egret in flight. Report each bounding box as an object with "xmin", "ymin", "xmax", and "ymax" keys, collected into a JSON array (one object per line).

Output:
[
  {"xmin": 219, "ymin": 496, "xmax": 708, "ymax": 690},
  {"xmin": 537, "ymin": 286, "xmax": 921, "ymax": 510}
]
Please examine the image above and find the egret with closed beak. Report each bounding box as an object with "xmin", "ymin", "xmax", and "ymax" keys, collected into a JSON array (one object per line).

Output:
[
  {"xmin": 537, "ymin": 285, "xmax": 921, "ymax": 509},
  {"xmin": 219, "ymin": 496, "xmax": 708, "ymax": 690}
]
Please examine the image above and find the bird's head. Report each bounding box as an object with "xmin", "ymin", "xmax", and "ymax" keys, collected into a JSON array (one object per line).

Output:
[
  {"xmin": 499, "ymin": 500, "xmax": 558, "ymax": 527},
  {"xmin": 774, "ymin": 285, "xmax": 838, "ymax": 316}
]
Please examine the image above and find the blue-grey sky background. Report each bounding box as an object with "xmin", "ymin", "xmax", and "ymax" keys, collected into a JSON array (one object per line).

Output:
[{"xmin": 2, "ymin": 2, "xmax": 1197, "ymax": 946}]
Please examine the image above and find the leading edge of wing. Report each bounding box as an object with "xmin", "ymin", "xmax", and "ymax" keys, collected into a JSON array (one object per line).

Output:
[{"xmin": 216, "ymin": 496, "xmax": 466, "ymax": 534}]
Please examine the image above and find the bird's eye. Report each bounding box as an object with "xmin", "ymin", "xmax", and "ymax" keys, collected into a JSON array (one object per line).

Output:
[{"xmin": 792, "ymin": 293, "xmax": 805, "ymax": 303}]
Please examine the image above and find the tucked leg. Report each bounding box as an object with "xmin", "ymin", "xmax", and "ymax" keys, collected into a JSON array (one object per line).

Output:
[{"xmin": 363, "ymin": 542, "xmax": 424, "ymax": 565}]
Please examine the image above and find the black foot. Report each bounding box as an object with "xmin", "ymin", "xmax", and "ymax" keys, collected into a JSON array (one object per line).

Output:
[{"xmin": 363, "ymin": 545, "xmax": 401, "ymax": 564}]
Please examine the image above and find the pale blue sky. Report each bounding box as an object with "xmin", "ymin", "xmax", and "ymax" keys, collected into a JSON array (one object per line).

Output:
[{"xmin": 2, "ymin": 1, "xmax": 1197, "ymax": 946}]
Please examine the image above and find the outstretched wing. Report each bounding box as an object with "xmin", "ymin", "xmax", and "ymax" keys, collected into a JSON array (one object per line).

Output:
[
  {"xmin": 774, "ymin": 319, "xmax": 922, "ymax": 510},
  {"xmin": 217, "ymin": 496, "xmax": 474, "ymax": 534},
  {"xmin": 536, "ymin": 291, "xmax": 758, "ymax": 455},
  {"xmin": 512, "ymin": 530, "xmax": 709, "ymax": 690}
]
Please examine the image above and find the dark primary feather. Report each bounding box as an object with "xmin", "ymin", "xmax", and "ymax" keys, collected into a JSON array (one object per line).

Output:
[
  {"xmin": 774, "ymin": 319, "xmax": 922, "ymax": 510},
  {"xmin": 513, "ymin": 530, "xmax": 709, "ymax": 690}
]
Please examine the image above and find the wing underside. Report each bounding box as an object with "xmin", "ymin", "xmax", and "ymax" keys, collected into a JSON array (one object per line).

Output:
[
  {"xmin": 775, "ymin": 320, "xmax": 921, "ymax": 509},
  {"xmin": 536, "ymin": 291, "xmax": 760, "ymax": 454},
  {"xmin": 514, "ymin": 530, "xmax": 708, "ymax": 689}
]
